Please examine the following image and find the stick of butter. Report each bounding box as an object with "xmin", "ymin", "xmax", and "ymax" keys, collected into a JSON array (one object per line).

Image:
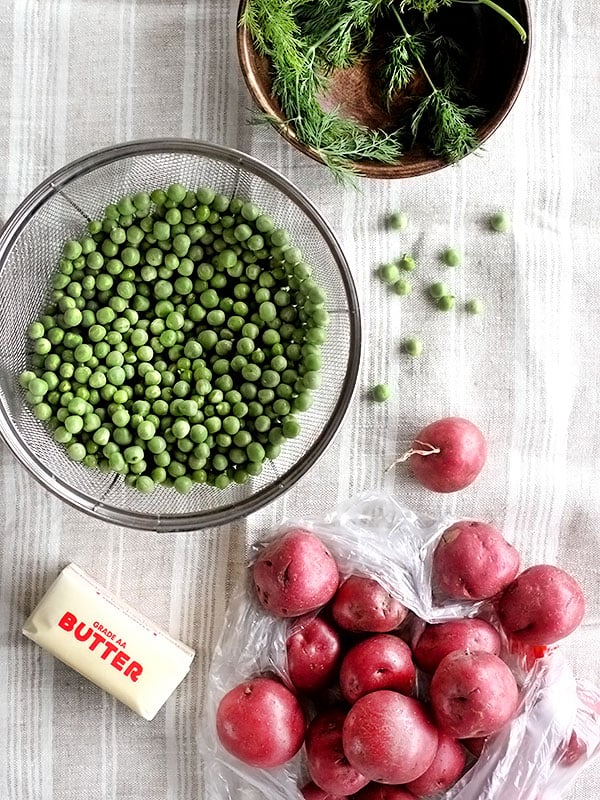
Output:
[{"xmin": 23, "ymin": 563, "xmax": 195, "ymax": 720}]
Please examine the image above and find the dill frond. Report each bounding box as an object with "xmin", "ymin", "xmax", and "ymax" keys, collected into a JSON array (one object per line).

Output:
[
  {"xmin": 411, "ymin": 89, "xmax": 483, "ymax": 161},
  {"xmin": 381, "ymin": 31, "xmax": 428, "ymax": 107},
  {"xmin": 431, "ymin": 33, "xmax": 465, "ymax": 95}
]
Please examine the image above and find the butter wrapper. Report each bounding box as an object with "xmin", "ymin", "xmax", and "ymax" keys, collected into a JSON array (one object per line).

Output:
[{"xmin": 23, "ymin": 563, "xmax": 195, "ymax": 720}]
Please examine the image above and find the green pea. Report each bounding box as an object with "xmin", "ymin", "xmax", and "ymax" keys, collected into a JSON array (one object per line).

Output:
[
  {"xmin": 293, "ymin": 391, "xmax": 313, "ymax": 412},
  {"xmin": 442, "ymin": 247, "xmax": 461, "ymax": 267},
  {"xmin": 259, "ymin": 302, "xmax": 277, "ymax": 322},
  {"xmin": 429, "ymin": 282, "xmax": 450, "ymax": 300},
  {"xmin": 490, "ymin": 211, "xmax": 511, "ymax": 233},
  {"xmin": 388, "ymin": 211, "xmax": 408, "ymax": 231},
  {"xmin": 174, "ymin": 475, "xmax": 193, "ymax": 495},
  {"xmin": 28, "ymin": 377, "xmax": 49, "ymax": 397},
  {"xmin": 67, "ymin": 442, "xmax": 86, "ymax": 461},
  {"xmin": 465, "ymin": 298, "xmax": 484, "ymax": 315},
  {"xmin": 403, "ymin": 336, "xmax": 423, "ymax": 357},
  {"xmin": 282, "ymin": 417, "xmax": 300, "ymax": 438},
  {"xmin": 380, "ymin": 263, "xmax": 400, "ymax": 284},
  {"xmin": 145, "ymin": 435, "xmax": 165, "ymax": 455},
  {"xmin": 63, "ymin": 308, "xmax": 83, "ymax": 327},
  {"xmin": 399, "ymin": 254, "xmax": 416, "ymax": 272},
  {"xmin": 135, "ymin": 475, "xmax": 155, "ymax": 494},
  {"xmin": 113, "ymin": 408, "xmax": 131, "ymax": 427},
  {"xmin": 153, "ymin": 221, "xmax": 170, "ymax": 241},
  {"xmin": 370, "ymin": 383, "xmax": 391, "ymax": 402},
  {"xmin": 107, "ymin": 365, "xmax": 126, "ymax": 386},
  {"xmin": 393, "ymin": 278, "xmax": 411, "ymax": 296},
  {"xmin": 437, "ymin": 294, "xmax": 456, "ymax": 311},
  {"xmin": 63, "ymin": 240, "xmax": 83, "ymax": 260},
  {"xmin": 27, "ymin": 321, "xmax": 45, "ymax": 340}
]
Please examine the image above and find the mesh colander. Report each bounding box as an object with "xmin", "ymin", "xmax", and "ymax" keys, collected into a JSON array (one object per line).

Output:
[{"xmin": 0, "ymin": 139, "xmax": 361, "ymax": 532}]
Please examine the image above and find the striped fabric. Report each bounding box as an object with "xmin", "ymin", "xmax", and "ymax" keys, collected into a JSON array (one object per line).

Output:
[{"xmin": 0, "ymin": 0, "xmax": 599, "ymax": 798}]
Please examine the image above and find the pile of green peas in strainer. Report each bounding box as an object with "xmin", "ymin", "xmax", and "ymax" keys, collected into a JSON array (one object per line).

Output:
[{"xmin": 19, "ymin": 183, "xmax": 329, "ymax": 494}]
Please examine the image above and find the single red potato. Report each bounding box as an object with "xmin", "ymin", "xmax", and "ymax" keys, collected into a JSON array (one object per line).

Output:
[
  {"xmin": 353, "ymin": 785, "xmax": 417, "ymax": 800},
  {"xmin": 306, "ymin": 708, "xmax": 370, "ymax": 796},
  {"xmin": 253, "ymin": 529, "xmax": 339, "ymax": 617},
  {"xmin": 404, "ymin": 731, "xmax": 467, "ymax": 797},
  {"xmin": 413, "ymin": 618, "xmax": 502, "ymax": 674},
  {"xmin": 301, "ymin": 781, "xmax": 348, "ymax": 800},
  {"xmin": 497, "ymin": 564, "xmax": 585, "ymax": 645},
  {"xmin": 287, "ymin": 616, "xmax": 342, "ymax": 694},
  {"xmin": 430, "ymin": 651, "xmax": 519, "ymax": 738},
  {"xmin": 339, "ymin": 634, "xmax": 416, "ymax": 703},
  {"xmin": 408, "ymin": 417, "xmax": 486, "ymax": 493},
  {"xmin": 331, "ymin": 576, "xmax": 408, "ymax": 633},
  {"xmin": 342, "ymin": 691, "xmax": 438, "ymax": 784},
  {"xmin": 432, "ymin": 521, "xmax": 520, "ymax": 600},
  {"xmin": 216, "ymin": 677, "xmax": 305, "ymax": 768}
]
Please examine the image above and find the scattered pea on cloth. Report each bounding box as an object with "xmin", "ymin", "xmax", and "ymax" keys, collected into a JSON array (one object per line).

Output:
[
  {"xmin": 399, "ymin": 254, "xmax": 416, "ymax": 272},
  {"xmin": 19, "ymin": 185, "xmax": 328, "ymax": 494},
  {"xmin": 428, "ymin": 282, "xmax": 451, "ymax": 300},
  {"xmin": 437, "ymin": 295, "xmax": 456, "ymax": 311},
  {"xmin": 466, "ymin": 298, "xmax": 484, "ymax": 314},
  {"xmin": 442, "ymin": 247, "xmax": 461, "ymax": 267},
  {"xmin": 387, "ymin": 211, "xmax": 408, "ymax": 231},
  {"xmin": 490, "ymin": 211, "xmax": 511, "ymax": 233},
  {"xmin": 370, "ymin": 383, "xmax": 391, "ymax": 402},
  {"xmin": 403, "ymin": 337, "xmax": 423, "ymax": 357},
  {"xmin": 379, "ymin": 263, "xmax": 401, "ymax": 285}
]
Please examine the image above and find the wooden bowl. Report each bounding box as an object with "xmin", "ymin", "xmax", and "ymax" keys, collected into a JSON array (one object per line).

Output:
[{"xmin": 237, "ymin": 0, "xmax": 531, "ymax": 179}]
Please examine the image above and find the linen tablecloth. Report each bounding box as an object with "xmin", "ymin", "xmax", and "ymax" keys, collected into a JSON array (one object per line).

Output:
[{"xmin": 0, "ymin": 1, "xmax": 599, "ymax": 798}]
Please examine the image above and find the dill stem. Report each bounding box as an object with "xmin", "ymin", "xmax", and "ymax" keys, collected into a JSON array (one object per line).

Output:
[
  {"xmin": 453, "ymin": 0, "xmax": 527, "ymax": 42},
  {"xmin": 308, "ymin": 18, "xmax": 348, "ymax": 54},
  {"xmin": 391, "ymin": 7, "xmax": 439, "ymax": 94}
]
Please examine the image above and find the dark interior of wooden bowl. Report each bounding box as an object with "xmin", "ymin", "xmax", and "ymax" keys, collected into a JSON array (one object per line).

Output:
[{"xmin": 237, "ymin": 0, "xmax": 531, "ymax": 178}]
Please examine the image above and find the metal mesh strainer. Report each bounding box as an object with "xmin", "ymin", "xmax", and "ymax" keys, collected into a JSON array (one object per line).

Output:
[{"xmin": 0, "ymin": 140, "xmax": 361, "ymax": 532}]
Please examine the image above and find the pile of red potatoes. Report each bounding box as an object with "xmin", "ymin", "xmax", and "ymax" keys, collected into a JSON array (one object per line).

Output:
[
  {"xmin": 215, "ymin": 418, "xmax": 586, "ymax": 798},
  {"xmin": 215, "ymin": 522, "xmax": 585, "ymax": 799}
]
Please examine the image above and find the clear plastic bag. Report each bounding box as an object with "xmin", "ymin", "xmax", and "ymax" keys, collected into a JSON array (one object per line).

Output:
[{"xmin": 200, "ymin": 492, "xmax": 600, "ymax": 800}]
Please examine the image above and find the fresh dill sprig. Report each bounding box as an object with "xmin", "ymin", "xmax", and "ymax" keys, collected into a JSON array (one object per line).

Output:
[
  {"xmin": 391, "ymin": 7, "xmax": 483, "ymax": 161},
  {"xmin": 411, "ymin": 89, "xmax": 483, "ymax": 161},
  {"xmin": 299, "ymin": 0, "xmax": 392, "ymax": 70},
  {"xmin": 382, "ymin": 30, "xmax": 428, "ymax": 108},
  {"xmin": 241, "ymin": 0, "xmax": 403, "ymax": 184}
]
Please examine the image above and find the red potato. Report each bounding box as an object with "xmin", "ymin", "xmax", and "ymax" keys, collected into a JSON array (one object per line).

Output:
[
  {"xmin": 342, "ymin": 691, "xmax": 439, "ymax": 784},
  {"xmin": 430, "ymin": 651, "xmax": 519, "ymax": 738},
  {"xmin": 253, "ymin": 529, "xmax": 340, "ymax": 617},
  {"xmin": 216, "ymin": 677, "xmax": 305, "ymax": 768},
  {"xmin": 404, "ymin": 731, "xmax": 467, "ymax": 797},
  {"xmin": 331, "ymin": 576, "xmax": 408, "ymax": 633},
  {"xmin": 407, "ymin": 417, "xmax": 486, "ymax": 493},
  {"xmin": 306, "ymin": 708, "xmax": 370, "ymax": 796},
  {"xmin": 432, "ymin": 521, "xmax": 520, "ymax": 600},
  {"xmin": 287, "ymin": 616, "xmax": 342, "ymax": 694},
  {"xmin": 353, "ymin": 786, "xmax": 416, "ymax": 800},
  {"xmin": 413, "ymin": 618, "xmax": 502, "ymax": 674},
  {"xmin": 301, "ymin": 782, "xmax": 348, "ymax": 800},
  {"xmin": 497, "ymin": 564, "xmax": 585, "ymax": 645},
  {"xmin": 339, "ymin": 634, "xmax": 416, "ymax": 704}
]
